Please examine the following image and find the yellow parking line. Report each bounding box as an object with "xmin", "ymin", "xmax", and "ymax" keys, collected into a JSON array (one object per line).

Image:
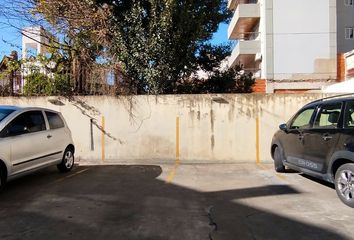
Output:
[
  {"xmin": 53, "ymin": 168, "xmax": 89, "ymax": 184},
  {"xmin": 166, "ymin": 163, "xmax": 180, "ymax": 184},
  {"xmin": 275, "ymin": 173, "xmax": 287, "ymax": 181},
  {"xmin": 257, "ymin": 163, "xmax": 268, "ymax": 170},
  {"xmin": 257, "ymin": 163, "xmax": 289, "ymax": 182}
]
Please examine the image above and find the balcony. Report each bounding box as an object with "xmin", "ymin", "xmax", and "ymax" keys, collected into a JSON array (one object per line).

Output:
[
  {"xmin": 228, "ymin": 37, "xmax": 261, "ymax": 69},
  {"xmin": 228, "ymin": 0, "xmax": 258, "ymax": 11},
  {"xmin": 228, "ymin": 2, "xmax": 260, "ymax": 40}
]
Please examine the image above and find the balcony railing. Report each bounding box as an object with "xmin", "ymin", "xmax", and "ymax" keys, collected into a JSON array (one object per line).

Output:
[
  {"xmin": 228, "ymin": 35, "xmax": 261, "ymax": 68},
  {"xmin": 231, "ymin": 32, "xmax": 261, "ymax": 44}
]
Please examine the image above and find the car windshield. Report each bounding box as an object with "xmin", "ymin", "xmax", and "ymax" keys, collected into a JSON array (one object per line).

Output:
[{"xmin": 0, "ymin": 109, "xmax": 15, "ymax": 122}]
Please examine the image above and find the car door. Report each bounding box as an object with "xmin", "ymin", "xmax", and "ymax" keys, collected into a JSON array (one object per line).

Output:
[
  {"xmin": 44, "ymin": 111, "xmax": 67, "ymax": 163},
  {"xmin": 0, "ymin": 110, "xmax": 52, "ymax": 175},
  {"xmin": 338, "ymin": 100, "xmax": 354, "ymax": 158},
  {"xmin": 281, "ymin": 106, "xmax": 317, "ymax": 167},
  {"xmin": 302, "ymin": 102, "xmax": 343, "ymax": 173}
]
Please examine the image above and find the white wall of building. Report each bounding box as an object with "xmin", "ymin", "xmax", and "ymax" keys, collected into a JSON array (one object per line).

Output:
[
  {"xmin": 262, "ymin": 0, "xmax": 274, "ymax": 81},
  {"xmin": 22, "ymin": 27, "xmax": 51, "ymax": 60},
  {"xmin": 269, "ymin": 0, "xmax": 337, "ymax": 81},
  {"xmin": 228, "ymin": 0, "xmax": 341, "ymax": 92}
]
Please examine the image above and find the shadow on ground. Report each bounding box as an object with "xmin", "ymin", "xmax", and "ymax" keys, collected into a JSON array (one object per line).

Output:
[
  {"xmin": 0, "ymin": 165, "xmax": 346, "ymax": 240},
  {"xmin": 300, "ymin": 173, "xmax": 335, "ymax": 189}
]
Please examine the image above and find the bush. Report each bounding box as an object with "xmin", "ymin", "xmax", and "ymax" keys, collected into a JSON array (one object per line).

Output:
[
  {"xmin": 24, "ymin": 71, "xmax": 72, "ymax": 96},
  {"xmin": 23, "ymin": 71, "xmax": 50, "ymax": 96},
  {"xmin": 173, "ymin": 65, "xmax": 255, "ymax": 94},
  {"xmin": 52, "ymin": 74, "xmax": 72, "ymax": 96}
]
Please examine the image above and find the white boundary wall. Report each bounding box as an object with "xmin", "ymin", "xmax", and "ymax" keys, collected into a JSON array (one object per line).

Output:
[{"xmin": 0, "ymin": 94, "xmax": 330, "ymax": 165}]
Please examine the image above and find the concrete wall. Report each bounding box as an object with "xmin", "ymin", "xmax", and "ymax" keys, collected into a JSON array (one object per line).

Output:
[{"xmin": 0, "ymin": 94, "xmax": 329, "ymax": 165}]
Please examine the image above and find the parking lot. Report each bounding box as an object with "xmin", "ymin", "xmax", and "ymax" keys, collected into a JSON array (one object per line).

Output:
[{"xmin": 0, "ymin": 163, "xmax": 353, "ymax": 240}]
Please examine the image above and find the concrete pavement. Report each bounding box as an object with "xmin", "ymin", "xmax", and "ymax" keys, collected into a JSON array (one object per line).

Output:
[{"xmin": 0, "ymin": 163, "xmax": 352, "ymax": 240}]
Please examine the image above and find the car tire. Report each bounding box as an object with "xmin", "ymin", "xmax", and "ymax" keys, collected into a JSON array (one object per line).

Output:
[
  {"xmin": 57, "ymin": 148, "xmax": 74, "ymax": 173},
  {"xmin": 335, "ymin": 163, "xmax": 354, "ymax": 208},
  {"xmin": 274, "ymin": 146, "xmax": 285, "ymax": 173},
  {"xmin": 0, "ymin": 167, "xmax": 5, "ymax": 191}
]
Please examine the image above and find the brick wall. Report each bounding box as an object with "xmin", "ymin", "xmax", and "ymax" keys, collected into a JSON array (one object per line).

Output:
[
  {"xmin": 337, "ymin": 53, "xmax": 345, "ymax": 82},
  {"xmin": 252, "ymin": 79, "xmax": 266, "ymax": 93}
]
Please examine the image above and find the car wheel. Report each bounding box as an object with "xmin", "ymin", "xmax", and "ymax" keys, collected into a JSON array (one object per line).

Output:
[
  {"xmin": 274, "ymin": 146, "xmax": 285, "ymax": 173},
  {"xmin": 57, "ymin": 148, "xmax": 74, "ymax": 173},
  {"xmin": 0, "ymin": 168, "xmax": 5, "ymax": 190},
  {"xmin": 335, "ymin": 163, "xmax": 354, "ymax": 208}
]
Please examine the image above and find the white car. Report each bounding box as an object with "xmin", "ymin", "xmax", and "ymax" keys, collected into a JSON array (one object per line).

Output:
[{"xmin": 0, "ymin": 106, "xmax": 75, "ymax": 189}]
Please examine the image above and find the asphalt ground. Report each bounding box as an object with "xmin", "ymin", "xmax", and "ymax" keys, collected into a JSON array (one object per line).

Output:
[{"xmin": 0, "ymin": 163, "xmax": 353, "ymax": 240}]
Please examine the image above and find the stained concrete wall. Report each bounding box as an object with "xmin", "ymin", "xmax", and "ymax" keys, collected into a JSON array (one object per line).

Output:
[{"xmin": 0, "ymin": 94, "xmax": 329, "ymax": 164}]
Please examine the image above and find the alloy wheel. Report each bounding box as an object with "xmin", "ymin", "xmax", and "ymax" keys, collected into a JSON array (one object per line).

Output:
[
  {"xmin": 337, "ymin": 170, "xmax": 354, "ymax": 200},
  {"xmin": 64, "ymin": 151, "xmax": 74, "ymax": 169}
]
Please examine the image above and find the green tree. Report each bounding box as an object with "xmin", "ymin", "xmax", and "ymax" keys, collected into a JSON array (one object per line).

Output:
[
  {"xmin": 0, "ymin": 51, "xmax": 21, "ymax": 96},
  {"xmin": 97, "ymin": 0, "xmax": 234, "ymax": 94},
  {"xmin": 12, "ymin": 0, "xmax": 254, "ymax": 95},
  {"xmin": 22, "ymin": 54, "xmax": 72, "ymax": 96},
  {"xmin": 175, "ymin": 65, "xmax": 255, "ymax": 94},
  {"xmin": 32, "ymin": 0, "xmax": 112, "ymax": 93}
]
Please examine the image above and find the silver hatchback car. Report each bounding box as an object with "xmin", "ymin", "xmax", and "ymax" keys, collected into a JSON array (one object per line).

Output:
[{"xmin": 0, "ymin": 106, "xmax": 75, "ymax": 189}]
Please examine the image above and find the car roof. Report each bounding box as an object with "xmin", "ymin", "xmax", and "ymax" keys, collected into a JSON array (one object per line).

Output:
[
  {"xmin": 0, "ymin": 105, "xmax": 22, "ymax": 111},
  {"xmin": 0, "ymin": 106, "xmax": 58, "ymax": 113},
  {"xmin": 304, "ymin": 94, "xmax": 354, "ymax": 108}
]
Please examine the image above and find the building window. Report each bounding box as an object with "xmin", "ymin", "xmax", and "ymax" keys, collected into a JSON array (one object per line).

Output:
[
  {"xmin": 345, "ymin": 0, "xmax": 354, "ymax": 6},
  {"xmin": 345, "ymin": 28, "xmax": 354, "ymax": 39}
]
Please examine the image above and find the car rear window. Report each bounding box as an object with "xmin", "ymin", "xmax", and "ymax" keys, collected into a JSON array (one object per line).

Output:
[
  {"xmin": 46, "ymin": 111, "xmax": 65, "ymax": 129},
  {"xmin": 0, "ymin": 109, "xmax": 15, "ymax": 122}
]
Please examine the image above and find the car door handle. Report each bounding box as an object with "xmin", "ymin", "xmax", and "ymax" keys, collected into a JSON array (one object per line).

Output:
[
  {"xmin": 322, "ymin": 135, "xmax": 332, "ymax": 141},
  {"xmin": 47, "ymin": 135, "xmax": 52, "ymax": 139}
]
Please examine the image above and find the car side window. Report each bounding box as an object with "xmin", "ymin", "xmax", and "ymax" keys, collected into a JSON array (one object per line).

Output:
[
  {"xmin": 0, "ymin": 111, "xmax": 46, "ymax": 137},
  {"xmin": 313, "ymin": 103, "xmax": 342, "ymax": 129},
  {"xmin": 45, "ymin": 111, "xmax": 65, "ymax": 129},
  {"xmin": 344, "ymin": 101, "xmax": 354, "ymax": 128},
  {"xmin": 290, "ymin": 107, "xmax": 315, "ymax": 129}
]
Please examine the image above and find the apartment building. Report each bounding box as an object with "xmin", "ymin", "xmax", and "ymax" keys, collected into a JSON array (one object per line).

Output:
[{"xmin": 228, "ymin": 0, "xmax": 354, "ymax": 93}]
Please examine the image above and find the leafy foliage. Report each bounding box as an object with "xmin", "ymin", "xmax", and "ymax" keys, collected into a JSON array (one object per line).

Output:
[
  {"xmin": 23, "ymin": 70, "xmax": 72, "ymax": 96},
  {"xmin": 97, "ymin": 0, "xmax": 235, "ymax": 94},
  {"xmin": 1, "ymin": 0, "xmax": 255, "ymax": 95},
  {"xmin": 23, "ymin": 71, "xmax": 50, "ymax": 96},
  {"xmin": 174, "ymin": 65, "xmax": 255, "ymax": 94},
  {"xmin": 22, "ymin": 55, "xmax": 72, "ymax": 96}
]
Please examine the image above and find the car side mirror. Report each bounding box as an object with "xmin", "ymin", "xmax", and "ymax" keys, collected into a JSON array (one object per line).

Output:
[{"xmin": 279, "ymin": 123, "xmax": 288, "ymax": 132}]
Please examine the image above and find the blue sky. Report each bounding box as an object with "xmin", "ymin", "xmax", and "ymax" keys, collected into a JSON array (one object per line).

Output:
[
  {"xmin": 0, "ymin": 21, "xmax": 229, "ymax": 58},
  {"xmin": 0, "ymin": 24, "xmax": 19, "ymax": 56},
  {"xmin": 211, "ymin": 23, "xmax": 229, "ymax": 46}
]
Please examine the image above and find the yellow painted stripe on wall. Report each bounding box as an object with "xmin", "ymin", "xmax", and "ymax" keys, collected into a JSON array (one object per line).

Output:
[
  {"xmin": 102, "ymin": 116, "xmax": 105, "ymax": 162},
  {"xmin": 176, "ymin": 116, "xmax": 180, "ymax": 164},
  {"xmin": 256, "ymin": 117, "xmax": 260, "ymax": 164}
]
